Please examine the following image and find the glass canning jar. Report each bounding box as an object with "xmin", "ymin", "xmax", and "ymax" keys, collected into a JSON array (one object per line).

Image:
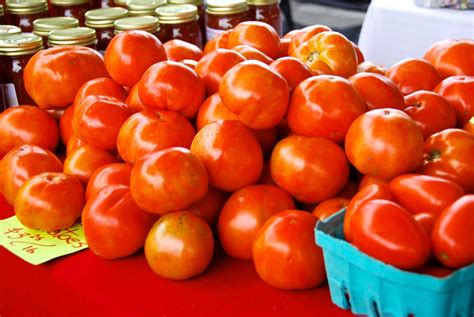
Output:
[
  {"xmin": 0, "ymin": 24, "xmax": 21, "ymax": 38},
  {"xmin": 5, "ymin": 0, "xmax": 48, "ymax": 32},
  {"xmin": 85, "ymin": 7, "xmax": 127, "ymax": 53},
  {"xmin": 127, "ymin": 0, "xmax": 164, "ymax": 17},
  {"xmin": 33, "ymin": 16, "xmax": 79, "ymax": 47},
  {"xmin": 247, "ymin": 0, "xmax": 281, "ymax": 36},
  {"xmin": 114, "ymin": 15, "xmax": 159, "ymax": 36},
  {"xmin": 113, "ymin": 0, "xmax": 126, "ymax": 8},
  {"xmin": 48, "ymin": 26, "xmax": 97, "ymax": 48},
  {"xmin": 167, "ymin": 0, "xmax": 205, "ymax": 43},
  {"xmin": 0, "ymin": 5, "xmax": 5, "ymax": 24},
  {"xmin": 50, "ymin": 0, "xmax": 92, "ymax": 26},
  {"xmin": 156, "ymin": 4, "xmax": 201, "ymax": 47},
  {"xmin": 205, "ymin": 0, "xmax": 248, "ymax": 41}
]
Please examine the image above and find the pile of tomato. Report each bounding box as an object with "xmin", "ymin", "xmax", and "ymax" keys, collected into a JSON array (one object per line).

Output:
[{"xmin": 0, "ymin": 21, "xmax": 473, "ymax": 290}]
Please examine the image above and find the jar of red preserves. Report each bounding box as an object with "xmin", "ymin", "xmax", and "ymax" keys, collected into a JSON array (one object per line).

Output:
[
  {"xmin": 205, "ymin": 0, "xmax": 248, "ymax": 41},
  {"xmin": 127, "ymin": 0, "xmax": 164, "ymax": 16},
  {"xmin": 114, "ymin": 15, "xmax": 159, "ymax": 36},
  {"xmin": 5, "ymin": 0, "xmax": 48, "ymax": 32},
  {"xmin": 113, "ymin": 0, "xmax": 126, "ymax": 8},
  {"xmin": 33, "ymin": 16, "xmax": 79, "ymax": 47},
  {"xmin": 0, "ymin": 5, "xmax": 5, "ymax": 24},
  {"xmin": 156, "ymin": 4, "xmax": 202, "ymax": 48},
  {"xmin": 48, "ymin": 26, "xmax": 97, "ymax": 48},
  {"xmin": 248, "ymin": 0, "xmax": 281, "ymax": 36},
  {"xmin": 167, "ymin": 0, "xmax": 205, "ymax": 44},
  {"xmin": 0, "ymin": 33, "xmax": 43, "ymax": 110},
  {"xmin": 50, "ymin": 0, "xmax": 92, "ymax": 26},
  {"xmin": 85, "ymin": 7, "xmax": 127, "ymax": 53}
]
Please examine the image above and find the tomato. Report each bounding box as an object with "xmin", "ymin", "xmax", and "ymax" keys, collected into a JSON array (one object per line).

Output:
[
  {"xmin": 258, "ymin": 160, "xmax": 276, "ymax": 186},
  {"xmin": 278, "ymin": 38, "xmax": 290, "ymax": 58},
  {"xmin": 416, "ymin": 265, "xmax": 453, "ymax": 278},
  {"xmin": 269, "ymin": 57, "xmax": 313, "ymax": 92},
  {"xmin": 292, "ymin": 31, "xmax": 357, "ymax": 77},
  {"xmin": 66, "ymin": 134, "xmax": 87, "ymax": 156},
  {"xmin": 424, "ymin": 39, "xmax": 474, "ymax": 78},
  {"xmin": 228, "ymin": 21, "xmax": 280, "ymax": 59},
  {"xmin": 432, "ymin": 195, "xmax": 474, "ymax": 268},
  {"xmin": 358, "ymin": 175, "xmax": 390, "ymax": 190},
  {"xmin": 59, "ymin": 105, "xmax": 74, "ymax": 146},
  {"xmin": 83, "ymin": 185, "xmax": 156, "ymax": 259},
  {"xmin": 24, "ymin": 46, "xmax": 108, "ymax": 109},
  {"xmin": 348, "ymin": 72, "xmax": 405, "ymax": 110},
  {"xmin": 231, "ymin": 45, "xmax": 274, "ymax": 64},
  {"xmin": 386, "ymin": 58, "xmax": 441, "ymax": 95},
  {"xmin": 130, "ymin": 147, "xmax": 208, "ymax": 214},
  {"xmin": 104, "ymin": 30, "xmax": 167, "ymax": 88},
  {"xmin": 270, "ymin": 135, "xmax": 349, "ymax": 203},
  {"xmin": 220, "ymin": 60, "xmax": 289, "ymax": 130},
  {"xmin": 63, "ymin": 144, "xmax": 119, "ymax": 184},
  {"xmin": 125, "ymin": 84, "xmax": 146, "ymax": 113},
  {"xmin": 345, "ymin": 108, "xmax": 424, "ymax": 179},
  {"xmin": 338, "ymin": 180, "xmax": 359, "ymax": 199},
  {"xmin": 117, "ymin": 110, "xmax": 196, "ymax": 164},
  {"xmin": 434, "ymin": 76, "xmax": 474, "ymax": 127},
  {"xmin": 252, "ymin": 209, "xmax": 326, "ymax": 290},
  {"xmin": 463, "ymin": 117, "xmax": 474, "ymax": 134},
  {"xmin": 14, "ymin": 172, "xmax": 85, "ymax": 231},
  {"xmin": 403, "ymin": 90, "xmax": 457, "ymax": 140},
  {"xmin": 218, "ymin": 185, "xmax": 295, "ymax": 260},
  {"xmin": 190, "ymin": 120, "xmax": 262, "ymax": 192},
  {"xmin": 1, "ymin": 145, "xmax": 62, "ymax": 205},
  {"xmin": 195, "ymin": 49, "xmax": 246, "ymax": 96},
  {"xmin": 85, "ymin": 163, "xmax": 132, "ymax": 201},
  {"xmin": 73, "ymin": 77, "xmax": 127, "ymax": 106},
  {"xmin": 187, "ymin": 187, "xmax": 228, "ymax": 227},
  {"xmin": 421, "ymin": 129, "xmax": 474, "ymax": 193},
  {"xmin": 414, "ymin": 212, "xmax": 438, "ymax": 236},
  {"xmin": 288, "ymin": 24, "xmax": 331, "ymax": 56},
  {"xmin": 163, "ymin": 39, "xmax": 203, "ymax": 62},
  {"xmin": 312, "ymin": 197, "xmax": 349, "ymax": 221},
  {"xmin": 343, "ymin": 183, "xmax": 394, "ymax": 241},
  {"xmin": 138, "ymin": 61, "xmax": 205, "ymax": 119},
  {"xmin": 357, "ymin": 61, "xmax": 386, "ymax": 75},
  {"xmin": 350, "ymin": 199, "xmax": 431, "ymax": 269},
  {"xmin": 0, "ymin": 106, "xmax": 59, "ymax": 158},
  {"xmin": 203, "ymin": 29, "xmax": 231, "ymax": 54},
  {"xmin": 145, "ymin": 210, "xmax": 214, "ymax": 280},
  {"xmin": 351, "ymin": 41, "xmax": 364, "ymax": 64},
  {"xmin": 287, "ymin": 75, "xmax": 366, "ymax": 143},
  {"xmin": 72, "ymin": 95, "xmax": 132, "ymax": 151},
  {"xmin": 180, "ymin": 59, "xmax": 198, "ymax": 70}
]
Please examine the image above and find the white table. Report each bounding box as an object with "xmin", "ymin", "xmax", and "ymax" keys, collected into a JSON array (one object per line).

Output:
[{"xmin": 358, "ymin": 0, "xmax": 474, "ymax": 67}]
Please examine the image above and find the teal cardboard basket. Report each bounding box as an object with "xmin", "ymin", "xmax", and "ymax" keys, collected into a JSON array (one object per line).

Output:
[{"xmin": 315, "ymin": 209, "xmax": 474, "ymax": 317}]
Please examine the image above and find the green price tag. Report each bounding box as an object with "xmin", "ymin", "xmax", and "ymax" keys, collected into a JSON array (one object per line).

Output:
[{"xmin": 0, "ymin": 216, "xmax": 88, "ymax": 265}]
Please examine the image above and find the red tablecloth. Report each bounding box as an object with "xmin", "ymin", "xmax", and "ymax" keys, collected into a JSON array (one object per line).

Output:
[{"xmin": 0, "ymin": 194, "xmax": 352, "ymax": 317}]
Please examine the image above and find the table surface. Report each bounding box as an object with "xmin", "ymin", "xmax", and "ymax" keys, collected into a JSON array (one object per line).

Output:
[{"xmin": 0, "ymin": 194, "xmax": 352, "ymax": 317}]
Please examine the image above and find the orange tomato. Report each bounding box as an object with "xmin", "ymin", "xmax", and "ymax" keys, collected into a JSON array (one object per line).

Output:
[
  {"xmin": 269, "ymin": 57, "xmax": 313, "ymax": 92},
  {"xmin": 187, "ymin": 187, "xmax": 229, "ymax": 227},
  {"xmin": 434, "ymin": 76, "xmax": 474, "ymax": 127},
  {"xmin": 180, "ymin": 59, "xmax": 198, "ymax": 70},
  {"xmin": 424, "ymin": 39, "xmax": 474, "ymax": 79},
  {"xmin": 164, "ymin": 39, "xmax": 203, "ymax": 62},
  {"xmin": 66, "ymin": 134, "xmax": 87, "ymax": 156},
  {"xmin": 278, "ymin": 37, "xmax": 290, "ymax": 58},
  {"xmin": 203, "ymin": 29, "xmax": 231, "ymax": 54},
  {"xmin": 358, "ymin": 175, "xmax": 390, "ymax": 190},
  {"xmin": 85, "ymin": 163, "xmax": 132, "ymax": 201},
  {"xmin": 414, "ymin": 212, "xmax": 438, "ymax": 236},
  {"xmin": 125, "ymin": 84, "xmax": 146, "ymax": 113},
  {"xmin": 312, "ymin": 197, "xmax": 349, "ymax": 221},
  {"xmin": 463, "ymin": 117, "xmax": 474, "ymax": 134},
  {"xmin": 351, "ymin": 41, "xmax": 364, "ymax": 63},
  {"xmin": 59, "ymin": 105, "xmax": 74, "ymax": 146},
  {"xmin": 228, "ymin": 21, "xmax": 280, "ymax": 59},
  {"xmin": 287, "ymin": 24, "xmax": 331, "ymax": 56},
  {"xmin": 231, "ymin": 45, "xmax": 274, "ymax": 64},
  {"xmin": 73, "ymin": 77, "xmax": 127, "ymax": 106},
  {"xmin": 357, "ymin": 61, "xmax": 387, "ymax": 75},
  {"xmin": 386, "ymin": 58, "xmax": 441, "ymax": 95}
]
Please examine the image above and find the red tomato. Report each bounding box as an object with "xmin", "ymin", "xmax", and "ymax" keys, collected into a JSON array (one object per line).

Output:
[
  {"xmin": 350, "ymin": 199, "xmax": 431, "ymax": 269},
  {"xmin": 164, "ymin": 39, "xmax": 203, "ymax": 62},
  {"xmin": 270, "ymin": 135, "xmax": 349, "ymax": 203},
  {"xmin": 287, "ymin": 24, "xmax": 331, "ymax": 56},
  {"xmin": 421, "ymin": 129, "xmax": 474, "ymax": 193},
  {"xmin": 414, "ymin": 212, "xmax": 438, "ymax": 236},
  {"xmin": 187, "ymin": 187, "xmax": 229, "ymax": 227},
  {"xmin": 312, "ymin": 197, "xmax": 349, "ymax": 221},
  {"xmin": 217, "ymin": 185, "xmax": 295, "ymax": 260},
  {"xmin": 0, "ymin": 106, "xmax": 59, "ymax": 158},
  {"xmin": 145, "ymin": 211, "xmax": 214, "ymax": 280},
  {"xmin": 432, "ymin": 195, "xmax": 474, "ymax": 268},
  {"xmin": 357, "ymin": 61, "xmax": 387, "ymax": 75},
  {"xmin": 287, "ymin": 75, "xmax": 366, "ymax": 143},
  {"xmin": 258, "ymin": 160, "xmax": 276, "ymax": 186},
  {"xmin": 403, "ymin": 90, "xmax": 457, "ymax": 140},
  {"xmin": 345, "ymin": 108, "xmax": 424, "ymax": 179},
  {"xmin": 66, "ymin": 134, "xmax": 87, "ymax": 157},
  {"xmin": 386, "ymin": 58, "xmax": 441, "ymax": 95},
  {"xmin": 203, "ymin": 29, "xmax": 231, "ymax": 54},
  {"xmin": 278, "ymin": 38, "xmax": 290, "ymax": 58},
  {"xmin": 104, "ymin": 30, "xmax": 167, "ymax": 88},
  {"xmin": 125, "ymin": 84, "xmax": 146, "ymax": 113},
  {"xmin": 269, "ymin": 57, "xmax": 313, "ymax": 92},
  {"xmin": 434, "ymin": 76, "xmax": 474, "ymax": 127},
  {"xmin": 219, "ymin": 60, "xmax": 289, "ymax": 130},
  {"xmin": 228, "ymin": 21, "xmax": 280, "ymax": 59},
  {"xmin": 424, "ymin": 39, "xmax": 474, "ymax": 78},
  {"xmin": 351, "ymin": 41, "xmax": 364, "ymax": 63},
  {"xmin": 130, "ymin": 147, "xmax": 208, "ymax": 214},
  {"xmin": 252, "ymin": 210, "xmax": 326, "ymax": 290},
  {"xmin": 190, "ymin": 120, "xmax": 263, "ymax": 192},
  {"xmin": 85, "ymin": 163, "xmax": 132, "ymax": 201},
  {"xmin": 338, "ymin": 181, "xmax": 359, "ymax": 199},
  {"xmin": 463, "ymin": 117, "xmax": 474, "ymax": 134},
  {"xmin": 416, "ymin": 265, "xmax": 453, "ymax": 278},
  {"xmin": 117, "ymin": 110, "xmax": 196, "ymax": 164},
  {"xmin": 73, "ymin": 77, "xmax": 127, "ymax": 106},
  {"xmin": 180, "ymin": 59, "xmax": 198, "ymax": 70},
  {"xmin": 14, "ymin": 172, "xmax": 85, "ymax": 231},
  {"xmin": 358, "ymin": 175, "xmax": 390, "ymax": 190},
  {"xmin": 231, "ymin": 45, "xmax": 274, "ymax": 64},
  {"xmin": 59, "ymin": 105, "xmax": 74, "ymax": 146},
  {"xmin": 348, "ymin": 72, "xmax": 405, "ymax": 110},
  {"xmin": 83, "ymin": 185, "xmax": 156, "ymax": 259},
  {"xmin": 138, "ymin": 61, "xmax": 205, "ymax": 119}
]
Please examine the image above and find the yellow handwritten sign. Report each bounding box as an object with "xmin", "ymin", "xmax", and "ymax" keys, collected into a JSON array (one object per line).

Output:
[{"xmin": 0, "ymin": 216, "xmax": 88, "ymax": 265}]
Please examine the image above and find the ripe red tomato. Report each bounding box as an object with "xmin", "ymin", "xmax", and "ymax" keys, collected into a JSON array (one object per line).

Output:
[
  {"xmin": 403, "ymin": 90, "xmax": 457, "ymax": 140},
  {"xmin": 357, "ymin": 61, "xmax": 386, "ymax": 75},
  {"xmin": 432, "ymin": 195, "xmax": 474, "ymax": 268},
  {"xmin": 312, "ymin": 197, "xmax": 349, "ymax": 221},
  {"xmin": 14, "ymin": 172, "xmax": 85, "ymax": 231},
  {"xmin": 130, "ymin": 147, "xmax": 208, "ymax": 214},
  {"xmin": 414, "ymin": 212, "xmax": 438, "ymax": 236},
  {"xmin": 415, "ymin": 265, "xmax": 453, "ymax": 278},
  {"xmin": 287, "ymin": 75, "xmax": 366, "ymax": 143},
  {"xmin": 187, "ymin": 187, "xmax": 228, "ymax": 227},
  {"xmin": 145, "ymin": 211, "xmax": 214, "ymax": 280},
  {"xmin": 85, "ymin": 163, "xmax": 132, "ymax": 201},
  {"xmin": 258, "ymin": 160, "xmax": 276, "ymax": 186},
  {"xmin": 386, "ymin": 58, "xmax": 441, "ymax": 95},
  {"xmin": 464, "ymin": 117, "xmax": 474, "ymax": 134},
  {"xmin": 125, "ymin": 84, "xmax": 146, "ymax": 113},
  {"xmin": 217, "ymin": 185, "xmax": 295, "ymax": 260},
  {"xmin": 278, "ymin": 38, "xmax": 290, "ymax": 58},
  {"xmin": 203, "ymin": 30, "xmax": 231, "ymax": 54},
  {"xmin": 338, "ymin": 181, "xmax": 359, "ymax": 199},
  {"xmin": 83, "ymin": 185, "xmax": 157, "ymax": 259},
  {"xmin": 252, "ymin": 209, "xmax": 326, "ymax": 290},
  {"xmin": 104, "ymin": 30, "xmax": 167, "ymax": 88},
  {"xmin": 180, "ymin": 59, "xmax": 198, "ymax": 70},
  {"xmin": 164, "ymin": 39, "xmax": 203, "ymax": 62},
  {"xmin": 138, "ymin": 61, "xmax": 205, "ymax": 119},
  {"xmin": 73, "ymin": 77, "xmax": 127, "ymax": 106},
  {"xmin": 66, "ymin": 134, "xmax": 87, "ymax": 157},
  {"xmin": 345, "ymin": 108, "xmax": 424, "ymax": 179},
  {"xmin": 434, "ymin": 76, "xmax": 474, "ymax": 127},
  {"xmin": 351, "ymin": 41, "xmax": 364, "ymax": 63},
  {"xmin": 358, "ymin": 175, "xmax": 390, "ymax": 190},
  {"xmin": 424, "ymin": 39, "xmax": 474, "ymax": 78},
  {"xmin": 59, "ymin": 105, "xmax": 74, "ymax": 146},
  {"xmin": 348, "ymin": 72, "xmax": 405, "ymax": 110},
  {"xmin": 190, "ymin": 120, "xmax": 263, "ymax": 192},
  {"xmin": 350, "ymin": 199, "xmax": 431, "ymax": 269},
  {"xmin": 269, "ymin": 57, "xmax": 313, "ymax": 92},
  {"xmin": 117, "ymin": 110, "xmax": 196, "ymax": 164},
  {"xmin": 421, "ymin": 129, "xmax": 474, "ymax": 193},
  {"xmin": 0, "ymin": 106, "xmax": 59, "ymax": 158},
  {"xmin": 228, "ymin": 21, "xmax": 280, "ymax": 59},
  {"xmin": 287, "ymin": 25, "xmax": 331, "ymax": 56},
  {"xmin": 270, "ymin": 135, "xmax": 349, "ymax": 203},
  {"xmin": 231, "ymin": 45, "xmax": 274, "ymax": 64}
]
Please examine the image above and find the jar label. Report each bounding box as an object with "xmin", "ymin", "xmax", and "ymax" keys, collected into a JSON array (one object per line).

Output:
[
  {"xmin": 0, "ymin": 83, "xmax": 19, "ymax": 109},
  {"xmin": 206, "ymin": 26, "xmax": 225, "ymax": 42}
]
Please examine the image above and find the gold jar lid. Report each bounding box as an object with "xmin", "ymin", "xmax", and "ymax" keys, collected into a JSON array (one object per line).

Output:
[
  {"xmin": 206, "ymin": 0, "xmax": 248, "ymax": 15},
  {"xmin": 48, "ymin": 27, "xmax": 97, "ymax": 47},
  {"xmin": 114, "ymin": 0, "xmax": 127, "ymax": 6},
  {"xmin": 156, "ymin": 4, "xmax": 197, "ymax": 24},
  {"xmin": 0, "ymin": 25, "xmax": 22, "ymax": 39},
  {"xmin": 0, "ymin": 33, "xmax": 43, "ymax": 56},
  {"xmin": 33, "ymin": 17, "xmax": 79, "ymax": 36},
  {"xmin": 50, "ymin": 0, "xmax": 90, "ymax": 7},
  {"xmin": 5, "ymin": 0, "xmax": 48, "ymax": 15},
  {"xmin": 128, "ymin": 0, "xmax": 165, "ymax": 16},
  {"xmin": 114, "ymin": 16, "xmax": 159, "ymax": 34},
  {"xmin": 85, "ymin": 7, "xmax": 128, "ymax": 28},
  {"xmin": 247, "ymin": 0, "xmax": 280, "ymax": 5},
  {"xmin": 167, "ymin": 0, "xmax": 203, "ymax": 6}
]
